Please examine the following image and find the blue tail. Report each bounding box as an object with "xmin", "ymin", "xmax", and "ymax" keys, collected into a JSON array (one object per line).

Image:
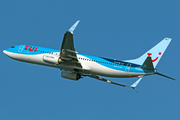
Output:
[{"xmin": 125, "ymin": 38, "xmax": 172, "ymax": 68}]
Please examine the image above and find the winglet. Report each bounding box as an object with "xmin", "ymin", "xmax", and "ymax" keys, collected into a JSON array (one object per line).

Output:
[
  {"xmin": 130, "ymin": 77, "xmax": 143, "ymax": 93},
  {"xmin": 68, "ymin": 20, "xmax": 80, "ymax": 34},
  {"xmin": 131, "ymin": 77, "xmax": 143, "ymax": 88}
]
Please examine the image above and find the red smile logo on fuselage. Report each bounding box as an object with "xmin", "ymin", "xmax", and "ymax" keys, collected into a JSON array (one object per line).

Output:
[{"xmin": 147, "ymin": 52, "xmax": 161, "ymax": 62}]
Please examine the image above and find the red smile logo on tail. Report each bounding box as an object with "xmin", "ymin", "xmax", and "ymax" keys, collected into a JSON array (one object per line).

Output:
[{"xmin": 147, "ymin": 52, "xmax": 161, "ymax": 62}]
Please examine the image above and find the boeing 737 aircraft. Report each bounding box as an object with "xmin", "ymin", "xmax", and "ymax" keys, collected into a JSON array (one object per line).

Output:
[{"xmin": 3, "ymin": 21, "xmax": 175, "ymax": 92}]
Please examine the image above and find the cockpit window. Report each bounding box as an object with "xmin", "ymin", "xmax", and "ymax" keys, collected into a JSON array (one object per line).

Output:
[{"xmin": 11, "ymin": 46, "xmax": 15, "ymax": 48}]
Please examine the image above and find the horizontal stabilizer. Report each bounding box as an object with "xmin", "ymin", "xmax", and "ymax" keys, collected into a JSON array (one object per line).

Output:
[{"xmin": 155, "ymin": 72, "xmax": 175, "ymax": 80}]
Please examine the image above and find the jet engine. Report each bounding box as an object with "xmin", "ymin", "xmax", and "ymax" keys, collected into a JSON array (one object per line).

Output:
[
  {"xmin": 61, "ymin": 71, "xmax": 81, "ymax": 80},
  {"xmin": 43, "ymin": 54, "xmax": 62, "ymax": 64}
]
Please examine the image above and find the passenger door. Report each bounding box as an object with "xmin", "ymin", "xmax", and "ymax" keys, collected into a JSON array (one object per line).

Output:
[
  {"xmin": 18, "ymin": 45, "xmax": 25, "ymax": 53},
  {"xmin": 125, "ymin": 63, "xmax": 131, "ymax": 72}
]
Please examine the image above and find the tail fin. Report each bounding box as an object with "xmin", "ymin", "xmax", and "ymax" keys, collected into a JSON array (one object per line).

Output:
[{"xmin": 126, "ymin": 37, "xmax": 172, "ymax": 68}]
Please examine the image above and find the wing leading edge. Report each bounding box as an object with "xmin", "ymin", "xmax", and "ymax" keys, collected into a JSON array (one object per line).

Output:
[{"xmin": 87, "ymin": 74, "xmax": 143, "ymax": 93}]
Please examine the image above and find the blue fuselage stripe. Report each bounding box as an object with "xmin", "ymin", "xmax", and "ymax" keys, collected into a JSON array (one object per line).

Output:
[{"xmin": 5, "ymin": 45, "xmax": 154, "ymax": 74}]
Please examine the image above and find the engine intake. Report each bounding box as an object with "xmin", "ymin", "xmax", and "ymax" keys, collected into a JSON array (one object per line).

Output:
[{"xmin": 61, "ymin": 71, "xmax": 81, "ymax": 80}]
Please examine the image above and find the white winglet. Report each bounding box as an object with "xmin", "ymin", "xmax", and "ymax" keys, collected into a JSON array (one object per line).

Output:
[
  {"xmin": 131, "ymin": 77, "xmax": 143, "ymax": 88},
  {"xmin": 68, "ymin": 20, "xmax": 80, "ymax": 34}
]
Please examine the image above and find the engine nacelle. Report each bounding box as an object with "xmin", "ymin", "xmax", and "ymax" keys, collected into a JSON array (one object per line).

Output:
[
  {"xmin": 61, "ymin": 71, "xmax": 81, "ymax": 81},
  {"xmin": 43, "ymin": 54, "xmax": 61, "ymax": 64}
]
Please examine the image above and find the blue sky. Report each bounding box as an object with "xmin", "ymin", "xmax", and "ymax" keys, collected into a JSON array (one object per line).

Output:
[{"xmin": 0, "ymin": 0, "xmax": 179, "ymax": 120}]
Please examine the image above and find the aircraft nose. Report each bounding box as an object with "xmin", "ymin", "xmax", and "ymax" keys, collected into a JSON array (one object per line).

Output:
[
  {"xmin": 3, "ymin": 50, "xmax": 7, "ymax": 55},
  {"xmin": 3, "ymin": 50, "xmax": 14, "ymax": 58}
]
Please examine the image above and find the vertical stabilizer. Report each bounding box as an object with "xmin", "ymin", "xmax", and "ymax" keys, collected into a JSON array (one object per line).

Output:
[{"xmin": 125, "ymin": 38, "xmax": 172, "ymax": 68}]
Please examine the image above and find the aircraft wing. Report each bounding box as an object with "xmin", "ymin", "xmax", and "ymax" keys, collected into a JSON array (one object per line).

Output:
[
  {"xmin": 87, "ymin": 74, "xmax": 143, "ymax": 93},
  {"xmin": 89, "ymin": 74, "xmax": 127, "ymax": 87},
  {"xmin": 59, "ymin": 21, "xmax": 81, "ymax": 67}
]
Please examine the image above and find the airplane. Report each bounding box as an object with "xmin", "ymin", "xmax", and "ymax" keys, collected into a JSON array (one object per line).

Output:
[{"xmin": 3, "ymin": 20, "xmax": 175, "ymax": 92}]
